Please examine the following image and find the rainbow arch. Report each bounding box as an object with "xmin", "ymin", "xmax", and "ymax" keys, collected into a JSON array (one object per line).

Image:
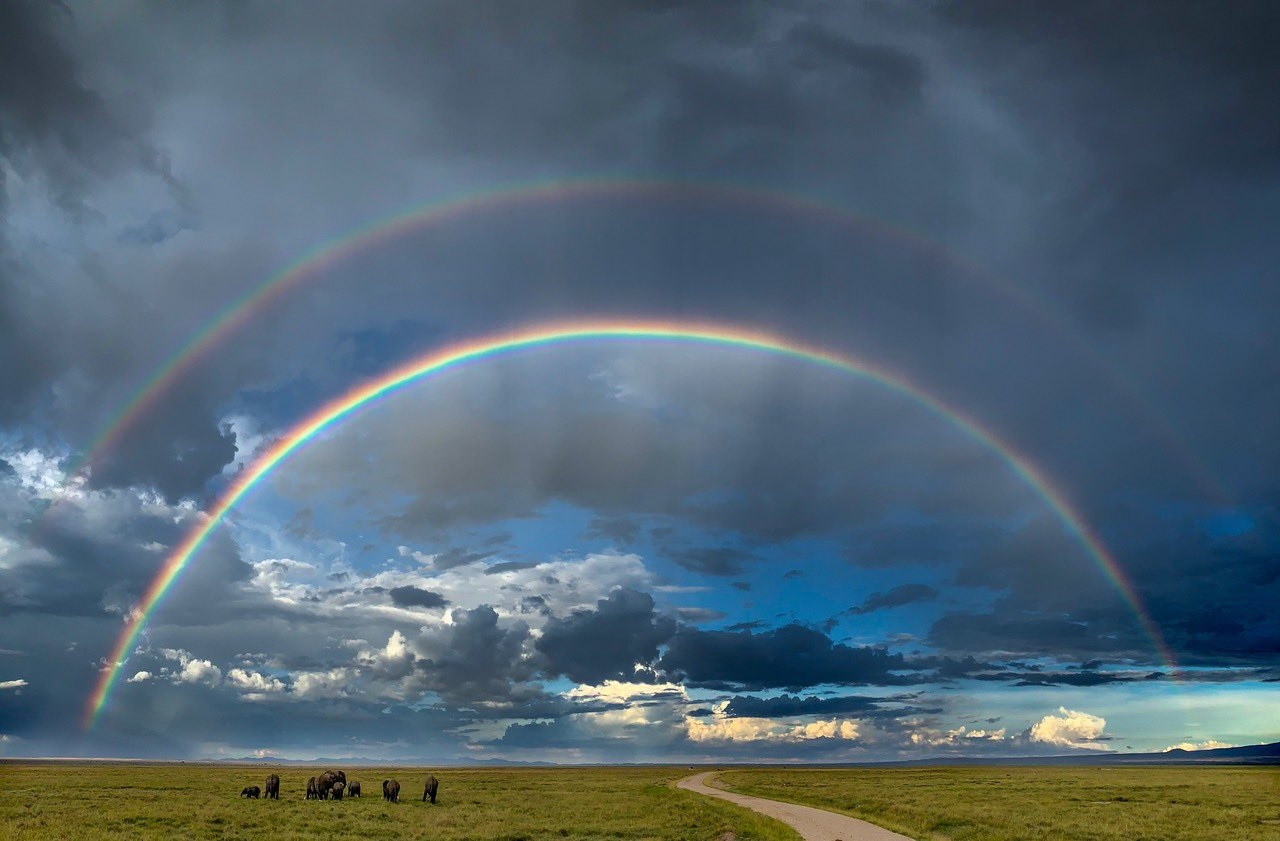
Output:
[
  {"xmin": 85, "ymin": 320, "xmax": 1178, "ymax": 727},
  {"xmin": 70, "ymin": 176, "xmax": 1226, "ymax": 502}
]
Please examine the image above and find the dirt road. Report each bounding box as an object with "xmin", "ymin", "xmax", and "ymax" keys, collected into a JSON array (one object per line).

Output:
[{"xmin": 677, "ymin": 771, "xmax": 915, "ymax": 841}]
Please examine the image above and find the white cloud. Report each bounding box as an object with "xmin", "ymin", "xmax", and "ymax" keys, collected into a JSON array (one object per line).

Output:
[
  {"xmin": 910, "ymin": 724, "xmax": 1008, "ymax": 748},
  {"xmin": 567, "ymin": 680, "xmax": 687, "ymax": 703},
  {"xmin": 795, "ymin": 719, "xmax": 861, "ymax": 740},
  {"xmin": 291, "ymin": 668, "xmax": 353, "ymax": 699},
  {"xmin": 686, "ymin": 714, "xmax": 781, "ymax": 743},
  {"xmin": 178, "ymin": 658, "xmax": 222, "ymax": 686},
  {"xmin": 685, "ymin": 704, "xmax": 860, "ymax": 743},
  {"xmin": 1164, "ymin": 740, "xmax": 1234, "ymax": 752},
  {"xmin": 243, "ymin": 548, "xmax": 656, "ymax": 634},
  {"xmin": 226, "ymin": 668, "xmax": 287, "ymax": 697},
  {"xmin": 1027, "ymin": 707, "xmax": 1109, "ymax": 751},
  {"xmin": 126, "ymin": 671, "xmax": 152, "ymax": 683},
  {"xmin": 0, "ymin": 679, "xmax": 28, "ymax": 691},
  {"xmin": 355, "ymin": 630, "xmax": 417, "ymax": 684}
]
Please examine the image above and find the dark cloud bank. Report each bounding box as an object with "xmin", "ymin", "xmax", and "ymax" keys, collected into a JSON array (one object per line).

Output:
[{"xmin": 1, "ymin": 1, "xmax": 1277, "ymax": 759}]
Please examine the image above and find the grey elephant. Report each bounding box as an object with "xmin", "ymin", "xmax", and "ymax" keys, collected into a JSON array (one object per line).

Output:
[
  {"xmin": 264, "ymin": 774, "xmax": 280, "ymax": 800},
  {"xmin": 422, "ymin": 775, "xmax": 439, "ymax": 804},
  {"xmin": 240, "ymin": 786, "xmax": 261, "ymax": 798},
  {"xmin": 305, "ymin": 776, "xmax": 319, "ymax": 800},
  {"xmin": 331, "ymin": 781, "xmax": 345, "ymax": 800},
  {"xmin": 383, "ymin": 779, "xmax": 400, "ymax": 802},
  {"xmin": 316, "ymin": 771, "xmax": 338, "ymax": 799},
  {"xmin": 348, "ymin": 781, "xmax": 361, "ymax": 798}
]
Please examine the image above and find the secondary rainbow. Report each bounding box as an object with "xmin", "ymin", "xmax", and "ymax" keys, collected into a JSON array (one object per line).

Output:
[
  {"xmin": 84, "ymin": 320, "xmax": 1179, "ymax": 727},
  {"xmin": 68, "ymin": 176, "xmax": 1227, "ymax": 502}
]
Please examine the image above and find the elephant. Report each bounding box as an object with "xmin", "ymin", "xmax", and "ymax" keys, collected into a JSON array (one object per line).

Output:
[
  {"xmin": 383, "ymin": 779, "xmax": 400, "ymax": 802},
  {"xmin": 305, "ymin": 776, "xmax": 319, "ymax": 800},
  {"xmin": 316, "ymin": 771, "xmax": 338, "ymax": 799},
  {"xmin": 348, "ymin": 781, "xmax": 361, "ymax": 798},
  {"xmin": 331, "ymin": 781, "xmax": 345, "ymax": 800},
  {"xmin": 264, "ymin": 774, "xmax": 280, "ymax": 800},
  {"xmin": 422, "ymin": 775, "xmax": 439, "ymax": 804},
  {"xmin": 240, "ymin": 786, "xmax": 261, "ymax": 798}
]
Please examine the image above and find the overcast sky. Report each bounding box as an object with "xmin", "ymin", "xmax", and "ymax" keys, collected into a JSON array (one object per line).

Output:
[{"xmin": 1, "ymin": 0, "xmax": 1277, "ymax": 762}]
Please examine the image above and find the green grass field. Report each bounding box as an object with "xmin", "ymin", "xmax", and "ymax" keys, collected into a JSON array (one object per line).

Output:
[
  {"xmin": 3, "ymin": 763, "xmax": 1277, "ymax": 840},
  {"xmin": 720, "ymin": 765, "xmax": 1280, "ymax": 841},
  {"xmin": 0, "ymin": 764, "xmax": 794, "ymax": 841}
]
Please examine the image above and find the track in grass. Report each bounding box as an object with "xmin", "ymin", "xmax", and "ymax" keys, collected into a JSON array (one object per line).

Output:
[{"xmin": 719, "ymin": 765, "xmax": 1280, "ymax": 841}]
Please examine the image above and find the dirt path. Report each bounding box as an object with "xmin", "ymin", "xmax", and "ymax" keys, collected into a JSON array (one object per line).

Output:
[{"xmin": 677, "ymin": 772, "xmax": 915, "ymax": 841}]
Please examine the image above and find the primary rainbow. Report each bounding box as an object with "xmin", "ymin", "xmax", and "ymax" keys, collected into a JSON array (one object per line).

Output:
[
  {"xmin": 85, "ymin": 320, "xmax": 1179, "ymax": 726},
  {"xmin": 69, "ymin": 176, "xmax": 1226, "ymax": 502}
]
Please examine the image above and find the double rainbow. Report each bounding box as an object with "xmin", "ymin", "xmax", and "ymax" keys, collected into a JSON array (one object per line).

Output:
[
  {"xmin": 71, "ymin": 177, "xmax": 1225, "ymax": 502},
  {"xmin": 84, "ymin": 320, "xmax": 1178, "ymax": 726}
]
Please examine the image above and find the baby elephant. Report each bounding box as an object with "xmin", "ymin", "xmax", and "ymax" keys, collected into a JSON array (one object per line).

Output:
[
  {"xmin": 331, "ymin": 781, "xmax": 345, "ymax": 800},
  {"xmin": 383, "ymin": 779, "xmax": 400, "ymax": 802},
  {"xmin": 422, "ymin": 774, "xmax": 439, "ymax": 804},
  {"xmin": 240, "ymin": 785, "xmax": 261, "ymax": 798},
  {"xmin": 348, "ymin": 781, "xmax": 361, "ymax": 798}
]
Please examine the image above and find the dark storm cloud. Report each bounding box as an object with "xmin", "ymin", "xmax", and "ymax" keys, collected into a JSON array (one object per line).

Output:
[
  {"xmin": 666, "ymin": 546, "xmax": 755, "ymax": 577},
  {"xmin": 2, "ymin": 0, "xmax": 1278, "ymax": 761},
  {"xmin": 283, "ymin": 352, "xmax": 1036, "ymax": 547},
  {"xmin": 847, "ymin": 583, "xmax": 939, "ymax": 615},
  {"xmin": 535, "ymin": 588, "xmax": 676, "ymax": 685},
  {"xmin": 0, "ymin": 0, "xmax": 175, "ymax": 213},
  {"xmin": 0, "ymin": 475, "xmax": 250, "ymax": 621},
  {"xmin": 428, "ymin": 546, "xmax": 496, "ymax": 571},
  {"xmin": 787, "ymin": 22, "xmax": 926, "ymax": 98},
  {"xmin": 941, "ymin": 1, "xmax": 1280, "ymax": 183},
  {"xmin": 936, "ymin": 510, "xmax": 1280, "ymax": 666},
  {"xmin": 659, "ymin": 623, "xmax": 917, "ymax": 691},
  {"xmin": 415, "ymin": 606, "xmax": 533, "ymax": 705},
  {"xmin": 584, "ymin": 515, "xmax": 640, "ymax": 546},
  {"xmin": 387, "ymin": 586, "xmax": 448, "ymax": 610},
  {"xmin": 485, "ymin": 561, "xmax": 540, "ymax": 575},
  {"xmin": 977, "ymin": 671, "xmax": 1139, "ymax": 688},
  {"xmin": 721, "ymin": 693, "xmax": 933, "ymax": 719}
]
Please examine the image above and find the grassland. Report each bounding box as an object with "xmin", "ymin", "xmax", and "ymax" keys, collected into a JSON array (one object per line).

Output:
[
  {"xmin": 5, "ymin": 763, "xmax": 1278, "ymax": 840},
  {"xmin": 719, "ymin": 765, "xmax": 1280, "ymax": 841},
  {"xmin": 0, "ymin": 764, "xmax": 797, "ymax": 841}
]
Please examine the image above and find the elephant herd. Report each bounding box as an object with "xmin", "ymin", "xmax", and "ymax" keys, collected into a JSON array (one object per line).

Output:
[{"xmin": 239, "ymin": 770, "xmax": 439, "ymax": 804}]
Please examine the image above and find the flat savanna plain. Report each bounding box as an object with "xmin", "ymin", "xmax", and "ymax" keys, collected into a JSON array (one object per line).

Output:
[
  {"xmin": 721, "ymin": 766, "xmax": 1280, "ymax": 841},
  {"xmin": 0, "ymin": 764, "xmax": 793, "ymax": 841},
  {"xmin": 2, "ymin": 764, "xmax": 1278, "ymax": 841}
]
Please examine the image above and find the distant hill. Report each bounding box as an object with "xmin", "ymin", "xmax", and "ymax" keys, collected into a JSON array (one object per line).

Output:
[{"xmin": 863, "ymin": 741, "xmax": 1280, "ymax": 767}]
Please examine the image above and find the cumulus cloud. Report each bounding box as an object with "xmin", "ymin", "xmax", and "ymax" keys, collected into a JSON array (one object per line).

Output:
[
  {"xmin": 848, "ymin": 583, "xmax": 939, "ymax": 615},
  {"xmin": 126, "ymin": 671, "xmax": 151, "ymax": 683},
  {"xmin": 226, "ymin": 669, "xmax": 287, "ymax": 697},
  {"xmin": 388, "ymin": 585, "xmax": 449, "ymax": 609},
  {"xmin": 178, "ymin": 658, "xmax": 222, "ymax": 686},
  {"xmin": 1164, "ymin": 740, "xmax": 1234, "ymax": 752},
  {"xmin": 536, "ymin": 588, "xmax": 676, "ymax": 684},
  {"xmin": 910, "ymin": 724, "xmax": 1008, "ymax": 748},
  {"xmin": 290, "ymin": 668, "xmax": 354, "ymax": 700},
  {"xmin": 0, "ymin": 679, "xmax": 28, "ymax": 690},
  {"xmin": 660, "ymin": 623, "xmax": 916, "ymax": 690},
  {"xmin": 1026, "ymin": 707, "xmax": 1110, "ymax": 751},
  {"xmin": 685, "ymin": 704, "xmax": 860, "ymax": 743},
  {"xmin": 566, "ymin": 680, "xmax": 687, "ymax": 704}
]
